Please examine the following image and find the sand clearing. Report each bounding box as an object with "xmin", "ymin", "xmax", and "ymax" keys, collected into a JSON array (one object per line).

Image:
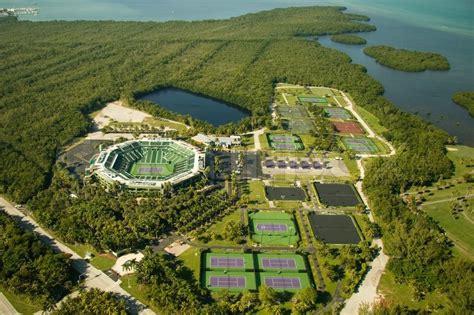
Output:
[{"xmin": 93, "ymin": 101, "xmax": 151, "ymax": 129}]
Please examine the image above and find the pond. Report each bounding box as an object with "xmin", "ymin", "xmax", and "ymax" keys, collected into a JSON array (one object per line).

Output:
[{"xmin": 138, "ymin": 87, "xmax": 249, "ymax": 126}]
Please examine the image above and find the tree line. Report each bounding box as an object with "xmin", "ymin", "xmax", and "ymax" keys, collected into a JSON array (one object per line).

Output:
[
  {"xmin": 363, "ymin": 45, "xmax": 450, "ymax": 72},
  {"xmin": 452, "ymin": 91, "xmax": 474, "ymax": 117}
]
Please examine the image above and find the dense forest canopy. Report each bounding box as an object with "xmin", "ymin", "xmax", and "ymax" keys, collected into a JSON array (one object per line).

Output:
[
  {"xmin": 0, "ymin": 210, "xmax": 75, "ymax": 309},
  {"xmin": 452, "ymin": 91, "xmax": 474, "ymax": 117},
  {"xmin": 363, "ymin": 45, "xmax": 450, "ymax": 72},
  {"xmin": 330, "ymin": 34, "xmax": 367, "ymax": 45}
]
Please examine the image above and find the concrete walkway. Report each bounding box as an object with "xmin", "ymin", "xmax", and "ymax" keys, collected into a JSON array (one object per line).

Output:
[
  {"xmin": 0, "ymin": 293, "xmax": 20, "ymax": 315},
  {"xmin": 0, "ymin": 197, "xmax": 154, "ymax": 315}
]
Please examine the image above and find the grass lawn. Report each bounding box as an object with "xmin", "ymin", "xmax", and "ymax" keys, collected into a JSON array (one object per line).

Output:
[
  {"xmin": 245, "ymin": 180, "xmax": 269, "ymax": 208},
  {"xmin": 258, "ymin": 133, "xmax": 270, "ymax": 150},
  {"xmin": 372, "ymin": 137, "xmax": 390, "ymax": 154},
  {"xmin": 178, "ymin": 247, "xmax": 201, "ymax": 281},
  {"xmin": 423, "ymin": 202, "xmax": 473, "ymax": 260},
  {"xmin": 352, "ymin": 213, "xmax": 371, "ymax": 242},
  {"xmin": 67, "ymin": 243, "xmax": 116, "ymax": 270},
  {"xmin": 0, "ymin": 285, "xmax": 41, "ymax": 315},
  {"xmin": 120, "ymin": 274, "xmax": 160, "ymax": 314},
  {"xmin": 378, "ymin": 271, "xmax": 450, "ymax": 310},
  {"xmin": 143, "ymin": 117, "xmax": 188, "ymax": 133},
  {"xmin": 200, "ymin": 209, "xmax": 246, "ymax": 246},
  {"xmin": 406, "ymin": 145, "xmax": 474, "ymax": 259},
  {"xmin": 273, "ymin": 200, "xmax": 303, "ymax": 209},
  {"xmin": 353, "ymin": 104, "xmax": 388, "ymax": 135},
  {"xmin": 342, "ymin": 155, "xmax": 359, "ymax": 181},
  {"xmin": 91, "ymin": 254, "xmax": 116, "ymax": 271}
]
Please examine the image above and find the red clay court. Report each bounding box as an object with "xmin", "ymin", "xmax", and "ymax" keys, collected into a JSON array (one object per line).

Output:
[{"xmin": 332, "ymin": 121, "xmax": 364, "ymax": 134}]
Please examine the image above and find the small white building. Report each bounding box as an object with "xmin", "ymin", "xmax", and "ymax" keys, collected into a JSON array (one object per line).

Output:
[{"xmin": 192, "ymin": 133, "xmax": 241, "ymax": 148}]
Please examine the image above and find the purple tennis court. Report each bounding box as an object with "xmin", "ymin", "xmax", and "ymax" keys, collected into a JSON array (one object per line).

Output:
[
  {"xmin": 264, "ymin": 277, "xmax": 301, "ymax": 289},
  {"xmin": 209, "ymin": 276, "xmax": 246, "ymax": 288},
  {"xmin": 256, "ymin": 223, "xmax": 288, "ymax": 232},
  {"xmin": 210, "ymin": 257, "xmax": 245, "ymax": 268},
  {"xmin": 262, "ymin": 258, "xmax": 296, "ymax": 269}
]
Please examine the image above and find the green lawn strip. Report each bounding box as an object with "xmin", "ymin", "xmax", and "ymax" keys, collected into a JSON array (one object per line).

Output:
[
  {"xmin": 423, "ymin": 202, "xmax": 473, "ymax": 260},
  {"xmin": 273, "ymin": 201, "xmax": 303, "ymax": 209},
  {"xmin": 378, "ymin": 271, "xmax": 450, "ymax": 309},
  {"xmin": 178, "ymin": 247, "xmax": 201, "ymax": 281},
  {"xmin": 342, "ymin": 155, "xmax": 359, "ymax": 180},
  {"xmin": 120, "ymin": 274, "xmax": 160, "ymax": 314},
  {"xmin": 246, "ymin": 180, "xmax": 269, "ymax": 208},
  {"xmin": 144, "ymin": 117, "xmax": 188, "ymax": 133},
  {"xmin": 258, "ymin": 133, "xmax": 271, "ymax": 150},
  {"xmin": 0, "ymin": 285, "xmax": 42, "ymax": 315},
  {"xmin": 352, "ymin": 104, "xmax": 388, "ymax": 135},
  {"xmin": 298, "ymin": 134, "xmax": 316, "ymax": 149},
  {"xmin": 352, "ymin": 214, "xmax": 371, "ymax": 242},
  {"xmin": 371, "ymin": 137, "xmax": 389, "ymax": 154},
  {"xmin": 90, "ymin": 254, "xmax": 117, "ymax": 271}
]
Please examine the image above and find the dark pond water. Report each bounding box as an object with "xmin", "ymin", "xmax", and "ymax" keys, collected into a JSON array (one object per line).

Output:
[{"xmin": 138, "ymin": 88, "xmax": 249, "ymax": 126}]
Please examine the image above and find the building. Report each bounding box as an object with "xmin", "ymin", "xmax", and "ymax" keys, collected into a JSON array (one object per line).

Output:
[{"xmin": 89, "ymin": 138, "xmax": 205, "ymax": 190}]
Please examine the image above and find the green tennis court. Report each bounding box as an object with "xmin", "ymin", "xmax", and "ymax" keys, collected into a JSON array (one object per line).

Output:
[
  {"xmin": 130, "ymin": 163, "xmax": 174, "ymax": 177},
  {"xmin": 248, "ymin": 211, "xmax": 300, "ymax": 246},
  {"xmin": 203, "ymin": 252, "xmax": 254, "ymax": 270},
  {"xmin": 323, "ymin": 107, "xmax": 353, "ymax": 120},
  {"xmin": 203, "ymin": 271, "xmax": 257, "ymax": 292},
  {"xmin": 259, "ymin": 272, "xmax": 312, "ymax": 292},
  {"xmin": 341, "ymin": 137, "xmax": 378, "ymax": 153},
  {"xmin": 267, "ymin": 134, "xmax": 304, "ymax": 151},
  {"xmin": 256, "ymin": 254, "xmax": 306, "ymax": 272},
  {"xmin": 298, "ymin": 96, "xmax": 328, "ymax": 104}
]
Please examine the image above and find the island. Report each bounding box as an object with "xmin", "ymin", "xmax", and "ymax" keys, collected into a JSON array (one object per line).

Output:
[
  {"xmin": 452, "ymin": 91, "xmax": 474, "ymax": 116},
  {"xmin": 330, "ymin": 34, "xmax": 367, "ymax": 45},
  {"xmin": 363, "ymin": 45, "xmax": 450, "ymax": 71}
]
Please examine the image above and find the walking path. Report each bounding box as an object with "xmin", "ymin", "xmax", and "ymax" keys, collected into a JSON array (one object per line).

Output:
[
  {"xmin": 334, "ymin": 90, "xmax": 394, "ymax": 314},
  {"xmin": 0, "ymin": 293, "xmax": 20, "ymax": 315},
  {"xmin": 251, "ymin": 128, "xmax": 266, "ymax": 151},
  {"xmin": 0, "ymin": 197, "xmax": 154, "ymax": 315}
]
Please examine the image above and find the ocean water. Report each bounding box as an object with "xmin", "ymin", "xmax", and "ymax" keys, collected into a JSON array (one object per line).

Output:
[{"xmin": 2, "ymin": 0, "xmax": 473, "ymax": 144}]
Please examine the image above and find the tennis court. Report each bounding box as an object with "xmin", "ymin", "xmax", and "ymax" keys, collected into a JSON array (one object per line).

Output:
[
  {"xmin": 204, "ymin": 252, "xmax": 254, "ymax": 270},
  {"xmin": 248, "ymin": 211, "xmax": 299, "ymax": 246},
  {"xmin": 323, "ymin": 107, "xmax": 353, "ymax": 120},
  {"xmin": 332, "ymin": 121, "xmax": 365, "ymax": 134},
  {"xmin": 341, "ymin": 137, "xmax": 378, "ymax": 153},
  {"xmin": 283, "ymin": 118, "xmax": 315, "ymax": 133},
  {"xmin": 308, "ymin": 213, "xmax": 361, "ymax": 244},
  {"xmin": 298, "ymin": 96, "xmax": 328, "ymax": 104},
  {"xmin": 265, "ymin": 186, "xmax": 306, "ymax": 201},
  {"xmin": 277, "ymin": 105, "xmax": 310, "ymax": 118},
  {"xmin": 130, "ymin": 163, "xmax": 173, "ymax": 177},
  {"xmin": 204, "ymin": 271, "xmax": 257, "ymax": 292},
  {"xmin": 314, "ymin": 182, "xmax": 361, "ymax": 207},
  {"xmin": 257, "ymin": 254, "xmax": 306, "ymax": 271},
  {"xmin": 267, "ymin": 134, "xmax": 304, "ymax": 151},
  {"xmin": 260, "ymin": 272, "xmax": 311, "ymax": 291}
]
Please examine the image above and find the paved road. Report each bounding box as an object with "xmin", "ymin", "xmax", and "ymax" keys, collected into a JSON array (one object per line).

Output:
[
  {"xmin": 421, "ymin": 194, "xmax": 474, "ymax": 206},
  {"xmin": 0, "ymin": 197, "xmax": 154, "ymax": 315},
  {"xmin": 0, "ymin": 293, "xmax": 20, "ymax": 315}
]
